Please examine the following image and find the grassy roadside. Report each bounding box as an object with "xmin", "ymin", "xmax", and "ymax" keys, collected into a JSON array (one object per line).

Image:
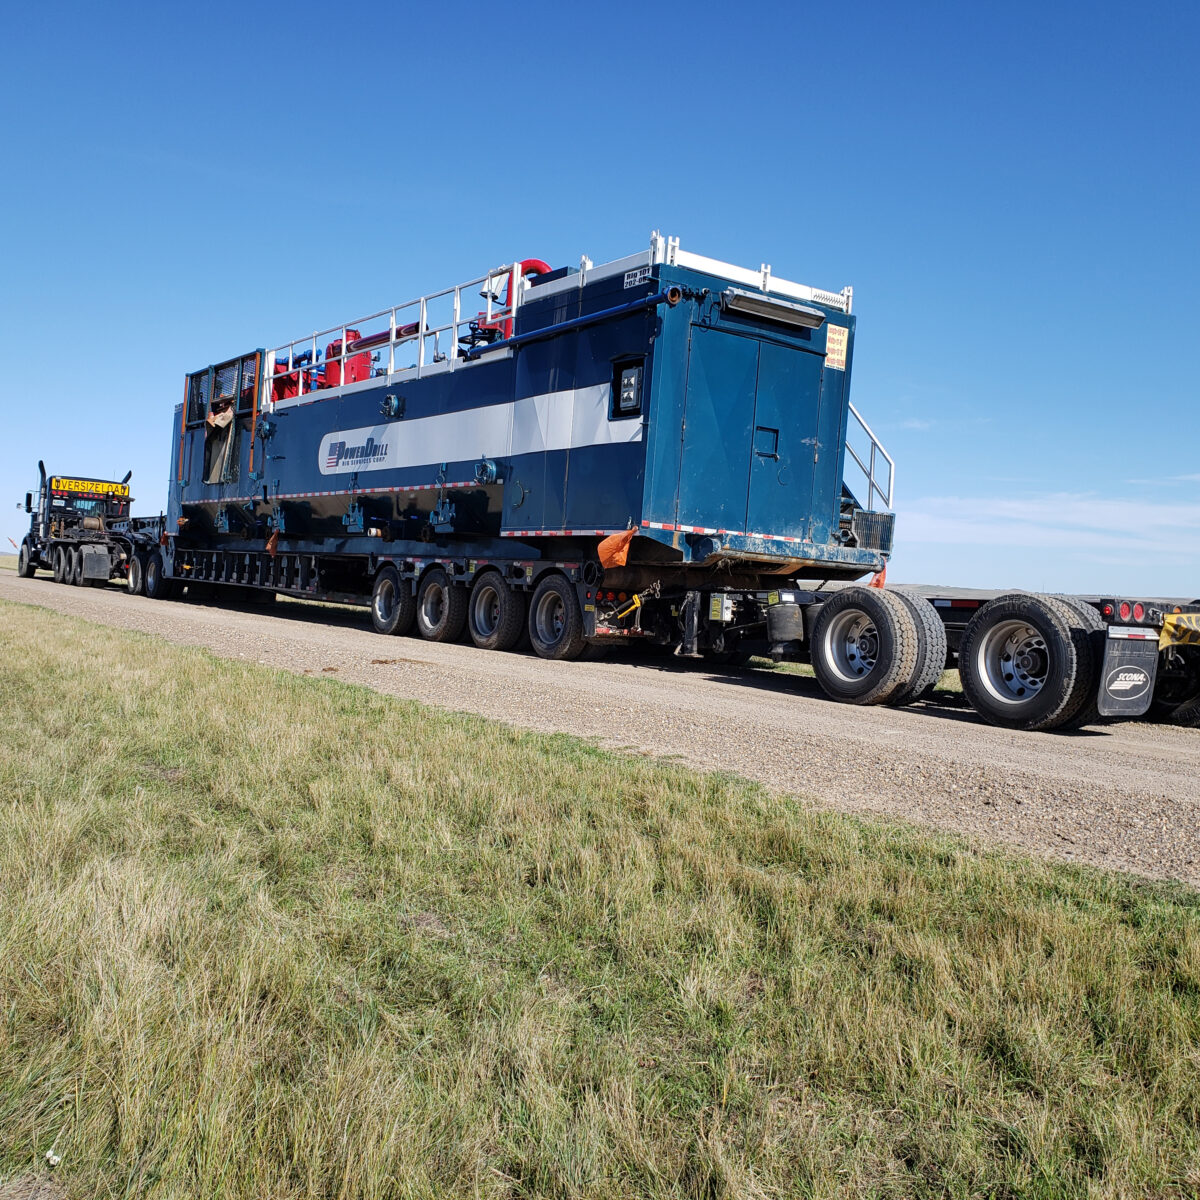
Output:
[
  {"xmin": 1, "ymin": 601, "xmax": 1198, "ymax": 1199},
  {"xmin": 0, "ymin": 555, "xmax": 16, "ymax": 572}
]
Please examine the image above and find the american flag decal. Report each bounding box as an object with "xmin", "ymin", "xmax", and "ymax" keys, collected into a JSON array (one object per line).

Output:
[{"xmin": 325, "ymin": 442, "xmax": 344, "ymax": 470}]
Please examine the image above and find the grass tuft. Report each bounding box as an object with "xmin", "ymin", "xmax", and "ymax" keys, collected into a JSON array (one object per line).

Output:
[{"xmin": 0, "ymin": 600, "xmax": 1198, "ymax": 1198}]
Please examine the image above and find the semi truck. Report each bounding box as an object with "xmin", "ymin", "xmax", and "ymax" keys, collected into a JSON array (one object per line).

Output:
[
  {"xmin": 16, "ymin": 464, "xmax": 164, "ymax": 588},
  {"xmin": 16, "ymin": 233, "xmax": 1200, "ymax": 731}
]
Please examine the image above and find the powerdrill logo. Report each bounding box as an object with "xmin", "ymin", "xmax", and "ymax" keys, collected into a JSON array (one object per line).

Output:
[{"xmin": 325, "ymin": 437, "xmax": 389, "ymax": 471}]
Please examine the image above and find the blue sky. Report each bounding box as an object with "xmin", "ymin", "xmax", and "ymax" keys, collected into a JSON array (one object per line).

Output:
[{"xmin": 2, "ymin": 1, "xmax": 1196, "ymax": 595}]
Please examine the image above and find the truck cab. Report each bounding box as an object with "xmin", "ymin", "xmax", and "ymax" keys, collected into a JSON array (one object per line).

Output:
[{"xmin": 18, "ymin": 462, "xmax": 134, "ymax": 583}]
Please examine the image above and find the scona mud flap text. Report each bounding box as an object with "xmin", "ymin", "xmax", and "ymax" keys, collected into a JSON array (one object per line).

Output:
[{"xmin": 1096, "ymin": 627, "xmax": 1159, "ymax": 718}]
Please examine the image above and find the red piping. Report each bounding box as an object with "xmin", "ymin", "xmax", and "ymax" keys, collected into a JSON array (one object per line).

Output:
[{"xmin": 502, "ymin": 258, "xmax": 553, "ymax": 338}]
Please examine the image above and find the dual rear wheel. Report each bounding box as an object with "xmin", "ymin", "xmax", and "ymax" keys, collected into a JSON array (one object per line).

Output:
[
  {"xmin": 957, "ymin": 593, "xmax": 1099, "ymax": 731},
  {"xmin": 808, "ymin": 587, "xmax": 1104, "ymax": 731},
  {"xmin": 808, "ymin": 587, "xmax": 924, "ymax": 706}
]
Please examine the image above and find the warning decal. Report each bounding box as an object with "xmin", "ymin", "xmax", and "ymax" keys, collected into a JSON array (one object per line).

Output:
[
  {"xmin": 1160, "ymin": 612, "xmax": 1200, "ymax": 650},
  {"xmin": 49, "ymin": 478, "xmax": 129, "ymax": 497},
  {"xmin": 825, "ymin": 325, "xmax": 848, "ymax": 371}
]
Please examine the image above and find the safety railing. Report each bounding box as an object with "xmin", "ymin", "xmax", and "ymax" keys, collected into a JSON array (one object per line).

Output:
[
  {"xmin": 267, "ymin": 262, "xmax": 528, "ymax": 405},
  {"xmin": 844, "ymin": 401, "xmax": 895, "ymax": 511}
]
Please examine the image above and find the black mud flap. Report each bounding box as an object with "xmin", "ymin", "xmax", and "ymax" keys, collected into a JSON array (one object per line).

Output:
[
  {"xmin": 82, "ymin": 545, "xmax": 111, "ymax": 581},
  {"xmin": 1096, "ymin": 628, "xmax": 1159, "ymax": 718}
]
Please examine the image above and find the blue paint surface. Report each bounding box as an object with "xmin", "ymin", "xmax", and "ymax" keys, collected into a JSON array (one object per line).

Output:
[{"xmin": 171, "ymin": 261, "xmax": 884, "ymax": 573}]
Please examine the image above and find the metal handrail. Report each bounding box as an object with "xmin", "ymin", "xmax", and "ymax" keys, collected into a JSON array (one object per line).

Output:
[
  {"xmin": 845, "ymin": 401, "xmax": 895, "ymax": 510},
  {"xmin": 268, "ymin": 264, "xmax": 526, "ymax": 400}
]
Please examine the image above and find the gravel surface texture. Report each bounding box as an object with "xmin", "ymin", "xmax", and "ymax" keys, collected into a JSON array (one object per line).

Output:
[{"xmin": 4, "ymin": 571, "xmax": 1198, "ymax": 887}]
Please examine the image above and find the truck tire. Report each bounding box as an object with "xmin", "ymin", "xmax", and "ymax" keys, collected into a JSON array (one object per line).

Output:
[
  {"xmin": 143, "ymin": 551, "xmax": 174, "ymax": 600},
  {"xmin": 18, "ymin": 540, "xmax": 36, "ymax": 578},
  {"xmin": 1169, "ymin": 697, "xmax": 1200, "ymax": 728},
  {"xmin": 371, "ymin": 566, "xmax": 416, "ymax": 636},
  {"xmin": 127, "ymin": 554, "xmax": 146, "ymax": 595},
  {"xmin": 68, "ymin": 547, "xmax": 84, "ymax": 587},
  {"xmin": 1052, "ymin": 595, "xmax": 1107, "ymax": 728},
  {"xmin": 887, "ymin": 589, "xmax": 948, "ymax": 707},
  {"xmin": 468, "ymin": 570, "xmax": 526, "ymax": 651},
  {"xmin": 528, "ymin": 573, "xmax": 586, "ymax": 660},
  {"xmin": 416, "ymin": 568, "xmax": 467, "ymax": 642},
  {"xmin": 958, "ymin": 593, "xmax": 1083, "ymax": 731},
  {"xmin": 809, "ymin": 587, "xmax": 918, "ymax": 705},
  {"xmin": 52, "ymin": 546, "xmax": 65, "ymax": 584}
]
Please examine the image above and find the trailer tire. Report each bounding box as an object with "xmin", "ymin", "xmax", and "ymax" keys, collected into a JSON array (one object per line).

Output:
[
  {"xmin": 18, "ymin": 540, "xmax": 36, "ymax": 578},
  {"xmin": 888, "ymin": 590, "xmax": 948, "ymax": 707},
  {"xmin": 416, "ymin": 568, "xmax": 467, "ymax": 642},
  {"xmin": 958, "ymin": 593, "xmax": 1083, "ymax": 731},
  {"xmin": 528, "ymin": 573, "xmax": 586, "ymax": 661},
  {"xmin": 468, "ymin": 570, "xmax": 526, "ymax": 651},
  {"xmin": 371, "ymin": 566, "xmax": 416, "ymax": 636},
  {"xmin": 127, "ymin": 554, "xmax": 146, "ymax": 595},
  {"xmin": 1052, "ymin": 595, "xmax": 1107, "ymax": 728},
  {"xmin": 68, "ymin": 547, "xmax": 84, "ymax": 587},
  {"xmin": 1169, "ymin": 697, "xmax": 1200, "ymax": 728},
  {"xmin": 808, "ymin": 587, "xmax": 918, "ymax": 705},
  {"xmin": 143, "ymin": 552, "xmax": 174, "ymax": 600}
]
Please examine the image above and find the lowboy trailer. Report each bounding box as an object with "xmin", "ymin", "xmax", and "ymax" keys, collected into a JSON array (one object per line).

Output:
[{"xmin": 16, "ymin": 233, "xmax": 1200, "ymax": 731}]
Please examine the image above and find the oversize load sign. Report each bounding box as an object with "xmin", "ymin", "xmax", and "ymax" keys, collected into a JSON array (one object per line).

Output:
[{"xmin": 49, "ymin": 478, "xmax": 129, "ymax": 497}]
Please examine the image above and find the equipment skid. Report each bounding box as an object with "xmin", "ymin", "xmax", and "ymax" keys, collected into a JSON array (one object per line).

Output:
[
  {"xmin": 17, "ymin": 234, "xmax": 1198, "ymax": 731},
  {"xmin": 162, "ymin": 234, "xmax": 897, "ymax": 659}
]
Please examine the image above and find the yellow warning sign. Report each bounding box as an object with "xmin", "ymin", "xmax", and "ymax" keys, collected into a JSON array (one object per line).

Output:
[
  {"xmin": 49, "ymin": 478, "xmax": 129, "ymax": 497},
  {"xmin": 1160, "ymin": 612, "xmax": 1200, "ymax": 650},
  {"xmin": 825, "ymin": 324, "xmax": 848, "ymax": 371}
]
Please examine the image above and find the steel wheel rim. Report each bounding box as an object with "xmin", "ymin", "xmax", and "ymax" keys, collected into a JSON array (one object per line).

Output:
[
  {"xmin": 421, "ymin": 582, "xmax": 446, "ymax": 629},
  {"xmin": 976, "ymin": 619, "xmax": 1049, "ymax": 704},
  {"xmin": 472, "ymin": 582, "xmax": 501, "ymax": 637},
  {"xmin": 374, "ymin": 578, "xmax": 397, "ymax": 625},
  {"xmin": 822, "ymin": 608, "xmax": 880, "ymax": 682},
  {"xmin": 534, "ymin": 590, "xmax": 565, "ymax": 645}
]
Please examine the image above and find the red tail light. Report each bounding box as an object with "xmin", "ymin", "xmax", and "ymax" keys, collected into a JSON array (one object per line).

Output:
[
  {"xmin": 1119, "ymin": 601, "xmax": 1132, "ymax": 621},
  {"xmin": 1101, "ymin": 602, "xmax": 1114, "ymax": 617},
  {"xmin": 1133, "ymin": 602, "xmax": 1145, "ymax": 622}
]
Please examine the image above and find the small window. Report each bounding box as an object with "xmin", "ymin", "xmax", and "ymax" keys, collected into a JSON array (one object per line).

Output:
[
  {"xmin": 237, "ymin": 354, "xmax": 259, "ymax": 414},
  {"xmin": 611, "ymin": 359, "xmax": 644, "ymax": 419},
  {"xmin": 186, "ymin": 370, "xmax": 212, "ymax": 425},
  {"xmin": 214, "ymin": 360, "xmax": 240, "ymax": 404}
]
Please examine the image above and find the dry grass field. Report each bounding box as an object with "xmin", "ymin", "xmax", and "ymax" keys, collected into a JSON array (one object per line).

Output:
[{"xmin": 1, "ymin": 600, "xmax": 1199, "ymax": 1199}]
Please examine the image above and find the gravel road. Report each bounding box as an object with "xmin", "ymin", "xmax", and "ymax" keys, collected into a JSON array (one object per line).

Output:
[{"xmin": 3, "ymin": 571, "xmax": 1198, "ymax": 887}]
